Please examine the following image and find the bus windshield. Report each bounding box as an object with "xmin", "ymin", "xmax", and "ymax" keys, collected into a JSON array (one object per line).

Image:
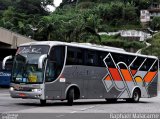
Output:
[{"xmin": 12, "ymin": 45, "xmax": 49, "ymax": 84}]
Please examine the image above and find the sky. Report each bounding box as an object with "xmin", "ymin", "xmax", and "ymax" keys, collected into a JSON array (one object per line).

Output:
[
  {"xmin": 46, "ymin": 0, "xmax": 62, "ymax": 12},
  {"xmin": 54, "ymin": 0, "xmax": 62, "ymax": 7}
]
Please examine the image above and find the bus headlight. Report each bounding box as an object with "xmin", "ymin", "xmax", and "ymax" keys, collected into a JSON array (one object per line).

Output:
[
  {"xmin": 10, "ymin": 87, "xmax": 14, "ymax": 91},
  {"xmin": 32, "ymin": 89, "xmax": 42, "ymax": 92}
]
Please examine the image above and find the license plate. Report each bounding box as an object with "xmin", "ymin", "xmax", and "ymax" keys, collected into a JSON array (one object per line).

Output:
[{"xmin": 19, "ymin": 93, "xmax": 26, "ymax": 97}]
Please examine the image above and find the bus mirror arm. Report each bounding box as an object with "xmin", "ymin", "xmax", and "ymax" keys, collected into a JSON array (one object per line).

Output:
[
  {"xmin": 38, "ymin": 54, "xmax": 47, "ymax": 69},
  {"xmin": 2, "ymin": 55, "xmax": 13, "ymax": 70}
]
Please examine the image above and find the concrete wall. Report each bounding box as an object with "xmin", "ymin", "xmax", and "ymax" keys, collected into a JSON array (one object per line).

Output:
[{"xmin": 0, "ymin": 27, "xmax": 35, "ymax": 48}]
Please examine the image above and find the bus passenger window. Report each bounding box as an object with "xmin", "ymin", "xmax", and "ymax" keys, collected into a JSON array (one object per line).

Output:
[
  {"xmin": 45, "ymin": 61, "xmax": 55, "ymax": 82},
  {"xmin": 67, "ymin": 50, "xmax": 76, "ymax": 65},
  {"xmin": 140, "ymin": 58, "xmax": 155, "ymax": 71},
  {"xmin": 88, "ymin": 54, "xmax": 94, "ymax": 65},
  {"xmin": 104, "ymin": 55, "xmax": 115, "ymax": 68},
  {"xmin": 77, "ymin": 52, "xmax": 83, "ymax": 65},
  {"xmin": 150, "ymin": 60, "xmax": 158, "ymax": 71},
  {"xmin": 85, "ymin": 51, "xmax": 97, "ymax": 66},
  {"xmin": 130, "ymin": 57, "xmax": 145, "ymax": 70},
  {"xmin": 66, "ymin": 47, "xmax": 84, "ymax": 65},
  {"xmin": 98, "ymin": 51, "xmax": 106, "ymax": 67},
  {"xmin": 46, "ymin": 46, "xmax": 65, "ymax": 82}
]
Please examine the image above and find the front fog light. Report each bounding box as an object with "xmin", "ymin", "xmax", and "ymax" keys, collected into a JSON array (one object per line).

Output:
[{"xmin": 10, "ymin": 87, "xmax": 14, "ymax": 91}]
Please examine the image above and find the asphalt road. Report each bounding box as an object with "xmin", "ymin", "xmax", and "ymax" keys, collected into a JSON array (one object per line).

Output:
[{"xmin": 0, "ymin": 88, "xmax": 160, "ymax": 119}]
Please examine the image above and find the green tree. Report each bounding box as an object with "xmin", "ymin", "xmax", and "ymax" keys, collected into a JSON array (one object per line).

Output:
[
  {"xmin": 0, "ymin": 0, "xmax": 155, "ymax": 49},
  {"xmin": 150, "ymin": 17, "xmax": 160, "ymax": 30},
  {"xmin": 142, "ymin": 32, "xmax": 160, "ymax": 58},
  {"xmin": 14, "ymin": 0, "xmax": 52, "ymax": 15},
  {"xmin": 0, "ymin": 0, "xmax": 12, "ymax": 10}
]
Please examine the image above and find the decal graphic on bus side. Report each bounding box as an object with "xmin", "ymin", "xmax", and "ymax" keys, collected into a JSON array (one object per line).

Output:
[{"xmin": 102, "ymin": 53, "xmax": 158, "ymax": 98}]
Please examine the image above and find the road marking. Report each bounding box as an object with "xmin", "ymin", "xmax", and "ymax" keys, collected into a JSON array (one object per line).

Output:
[
  {"xmin": 80, "ymin": 106, "xmax": 96, "ymax": 111},
  {"xmin": 56, "ymin": 115, "xmax": 65, "ymax": 118},
  {"xmin": 71, "ymin": 111, "xmax": 77, "ymax": 113},
  {"xmin": 0, "ymin": 93, "xmax": 10, "ymax": 96},
  {"xmin": 71, "ymin": 105, "xmax": 98, "ymax": 113}
]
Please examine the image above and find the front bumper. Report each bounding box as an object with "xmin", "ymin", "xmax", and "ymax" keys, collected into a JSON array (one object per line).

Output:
[{"xmin": 10, "ymin": 90, "xmax": 43, "ymax": 99}]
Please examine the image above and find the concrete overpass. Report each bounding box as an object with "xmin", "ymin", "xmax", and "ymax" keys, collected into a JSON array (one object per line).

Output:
[{"xmin": 0, "ymin": 27, "xmax": 35, "ymax": 49}]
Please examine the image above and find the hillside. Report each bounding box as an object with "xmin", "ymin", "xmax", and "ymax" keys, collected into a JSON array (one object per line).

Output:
[{"xmin": 0, "ymin": 0, "xmax": 160, "ymax": 56}]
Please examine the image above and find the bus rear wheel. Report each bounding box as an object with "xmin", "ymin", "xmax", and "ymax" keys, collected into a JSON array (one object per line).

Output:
[
  {"xmin": 40, "ymin": 99, "xmax": 46, "ymax": 106},
  {"xmin": 126, "ymin": 89, "xmax": 140, "ymax": 103},
  {"xmin": 67, "ymin": 88, "xmax": 74, "ymax": 106}
]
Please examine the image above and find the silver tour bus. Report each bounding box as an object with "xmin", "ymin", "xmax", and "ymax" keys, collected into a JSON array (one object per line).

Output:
[{"xmin": 3, "ymin": 41, "xmax": 159, "ymax": 105}]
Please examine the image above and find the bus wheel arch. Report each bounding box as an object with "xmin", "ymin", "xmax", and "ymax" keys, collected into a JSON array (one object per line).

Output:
[
  {"xmin": 66, "ymin": 85, "xmax": 80, "ymax": 100},
  {"xmin": 66, "ymin": 85, "xmax": 80, "ymax": 106},
  {"xmin": 132, "ymin": 87, "xmax": 141, "ymax": 98},
  {"xmin": 40, "ymin": 99, "xmax": 46, "ymax": 106},
  {"xmin": 127, "ymin": 87, "xmax": 141, "ymax": 103}
]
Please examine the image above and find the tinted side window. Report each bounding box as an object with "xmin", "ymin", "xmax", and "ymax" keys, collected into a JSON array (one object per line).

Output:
[
  {"xmin": 104, "ymin": 54, "xmax": 116, "ymax": 68},
  {"xmin": 85, "ymin": 50, "xmax": 98, "ymax": 66},
  {"xmin": 77, "ymin": 51, "xmax": 83, "ymax": 65},
  {"xmin": 112, "ymin": 53, "xmax": 135, "ymax": 66},
  {"xmin": 66, "ymin": 48, "xmax": 75, "ymax": 65},
  {"xmin": 50, "ymin": 46, "xmax": 65, "ymax": 65},
  {"xmin": 66, "ymin": 47, "xmax": 84, "ymax": 65},
  {"xmin": 97, "ymin": 51, "xmax": 106, "ymax": 67},
  {"xmin": 140, "ymin": 58, "xmax": 155, "ymax": 71},
  {"xmin": 45, "ymin": 46, "xmax": 65, "ymax": 82},
  {"xmin": 130, "ymin": 57, "xmax": 145, "ymax": 70},
  {"xmin": 0, "ymin": 62, "xmax": 2, "ymax": 70},
  {"xmin": 149, "ymin": 60, "xmax": 158, "ymax": 72}
]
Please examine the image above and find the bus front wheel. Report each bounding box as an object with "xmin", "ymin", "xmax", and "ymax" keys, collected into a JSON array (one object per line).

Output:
[
  {"xmin": 106, "ymin": 98, "xmax": 117, "ymax": 103},
  {"xmin": 40, "ymin": 99, "xmax": 46, "ymax": 106},
  {"xmin": 67, "ymin": 88, "xmax": 74, "ymax": 106}
]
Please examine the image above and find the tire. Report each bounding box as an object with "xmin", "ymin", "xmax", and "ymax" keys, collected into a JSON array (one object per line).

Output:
[
  {"xmin": 127, "ymin": 89, "xmax": 140, "ymax": 103},
  {"xmin": 67, "ymin": 88, "xmax": 74, "ymax": 106},
  {"xmin": 40, "ymin": 99, "xmax": 46, "ymax": 106},
  {"xmin": 106, "ymin": 98, "xmax": 117, "ymax": 103}
]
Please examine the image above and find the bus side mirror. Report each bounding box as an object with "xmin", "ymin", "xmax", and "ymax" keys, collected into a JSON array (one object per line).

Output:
[
  {"xmin": 38, "ymin": 54, "xmax": 47, "ymax": 69},
  {"xmin": 2, "ymin": 55, "xmax": 13, "ymax": 70}
]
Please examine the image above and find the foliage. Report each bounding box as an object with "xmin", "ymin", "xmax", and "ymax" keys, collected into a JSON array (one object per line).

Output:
[
  {"xmin": 100, "ymin": 35, "xmax": 145, "ymax": 50},
  {"xmin": 142, "ymin": 32, "xmax": 160, "ymax": 58},
  {"xmin": 150, "ymin": 17, "xmax": 160, "ymax": 31},
  {"xmin": 0, "ymin": 0, "xmax": 158, "ymax": 54},
  {"xmin": 0, "ymin": 0, "xmax": 12, "ymax": 10}
]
